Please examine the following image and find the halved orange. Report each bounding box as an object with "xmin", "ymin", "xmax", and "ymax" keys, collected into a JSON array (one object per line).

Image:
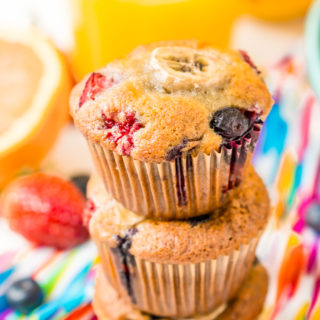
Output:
[{"xmin": 0, "ymin": 29, "xmax": 72, "ymax": 188}]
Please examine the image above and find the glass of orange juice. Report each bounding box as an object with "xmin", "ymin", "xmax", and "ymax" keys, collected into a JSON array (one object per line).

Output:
[
  {"xmin": 68, "ymin": 0, "xmax": 239, "ymax": 80},
  {"xmin": 241, "ymin": 0, "xmax": 312, "ymax": 21}
]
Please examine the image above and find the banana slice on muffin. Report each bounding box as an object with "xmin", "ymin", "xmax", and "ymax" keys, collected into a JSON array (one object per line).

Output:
[{"xmin": 149, "ymin": 46, "xmax": 228, "ymax": 91}]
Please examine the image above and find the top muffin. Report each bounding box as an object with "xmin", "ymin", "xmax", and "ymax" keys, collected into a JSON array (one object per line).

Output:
[{"xmin": 70, "ymin": 40, "xmax": 273, "ymax": 162}]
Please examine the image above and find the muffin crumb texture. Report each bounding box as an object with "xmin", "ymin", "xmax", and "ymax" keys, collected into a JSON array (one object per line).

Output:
[{"xmin": 70, "ymin": 40, "xmax": 273, "ymax": 162}]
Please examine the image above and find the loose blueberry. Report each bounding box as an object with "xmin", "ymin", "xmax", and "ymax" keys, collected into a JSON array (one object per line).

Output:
[
  {"xmin": 5, "ymin": 278, "xmax": 44, "ymax": 314},
  {"xmin": 210, "ymin": 107, "xmax": 251, "ymax": 140},
  {"xmin": 71, "ymin": 174, "xmax": 90, "ymax": 196},
  {"xmin": 306, "ymin": 202, "xmax": 320, "ymax": 233}
]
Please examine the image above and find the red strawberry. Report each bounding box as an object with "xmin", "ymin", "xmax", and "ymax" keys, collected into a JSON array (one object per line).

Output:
[
  {"xmin": 1, "ymin": 173, "xmax": 89, "ymax": 249},
  {"xmin": 79, "ymin": 72, "xmax": 114, "ymax": 107}
]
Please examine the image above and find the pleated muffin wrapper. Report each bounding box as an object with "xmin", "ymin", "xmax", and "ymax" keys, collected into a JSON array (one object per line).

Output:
[
  {"xmin": 95, "ymin": 235, "xmax": 260, "ymax": 318},
  {"xmin": 93, "ymin": 265, "xmax": 227, "ymax": 320},
  {"xmin": 93, "ymin": 260, "xmax": 268, "ymax": 320},
  {"xmin": 87, "ymin": 122, "xmax": 262, "ymax": 220}
]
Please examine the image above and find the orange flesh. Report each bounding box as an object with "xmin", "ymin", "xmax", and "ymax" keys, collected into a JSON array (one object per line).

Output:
[{"xmin": 0, "ymin": 40, "xmax": 43, "ymax": 133}]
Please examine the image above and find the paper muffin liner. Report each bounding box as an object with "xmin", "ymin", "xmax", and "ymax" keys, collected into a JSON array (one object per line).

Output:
[
  {"xmin": 87, "ymin": 122, "xmax": 262, "ymax": 220},
  {"xmin": 93, "ymin": 265, "xmax": 227, "ymax": 320},
  {"xmin": 96, "ymin": 236, "xmax": 259, "ymax": 318}
]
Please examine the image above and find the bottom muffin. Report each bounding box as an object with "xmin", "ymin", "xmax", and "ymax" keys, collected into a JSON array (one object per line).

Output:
[
  {"xmin": 88, "ymin": 165, "xmax": 270, "ymax": 318},
  {"xmin": 93, "ymin": 260, "xmax": 268, "ymax": 320}
]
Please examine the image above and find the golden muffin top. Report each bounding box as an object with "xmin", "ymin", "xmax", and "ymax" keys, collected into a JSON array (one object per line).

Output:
[
  {"xmin": 88, "ymin": 165, "xmax": 270, "ymax": 264},
  {"xmin": 70, "ymin": 40, "xmax": 273, "ymax": 162}
]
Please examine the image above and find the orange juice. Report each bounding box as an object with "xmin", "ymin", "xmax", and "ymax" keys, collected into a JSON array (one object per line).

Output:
[
  {"xmin": 69, "ymin": 0, "xmax": 238, "ymax": 80},
  {"xmin": 241, "ymin": 0, "xmax": 312, "ymax": 21}
]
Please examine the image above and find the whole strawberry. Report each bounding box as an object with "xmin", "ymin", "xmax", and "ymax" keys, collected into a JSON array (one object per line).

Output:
[{"xmin": 1, "ymin": 173, "xmax": 89, "ymax": 249}]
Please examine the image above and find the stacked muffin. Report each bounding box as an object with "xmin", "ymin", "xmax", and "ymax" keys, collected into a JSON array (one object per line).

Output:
[{"xmin": 70, "ymin": 40, "xmax": 273, "ymax": 319}]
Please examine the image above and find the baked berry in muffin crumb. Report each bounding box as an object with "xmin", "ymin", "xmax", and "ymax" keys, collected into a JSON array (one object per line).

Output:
[
  {"xmin": 70, "ymin": 40, "xmax": 273, "ymax": 162},
  {"xmin": 79, "ymin": 72, "xmax": 115, "ymax": 107}
]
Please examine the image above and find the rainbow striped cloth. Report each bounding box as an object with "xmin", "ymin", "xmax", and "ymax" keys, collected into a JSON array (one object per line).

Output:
[{"xmin": 1, "ymin": 48, "xmax": 320, "ymax": 320}]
